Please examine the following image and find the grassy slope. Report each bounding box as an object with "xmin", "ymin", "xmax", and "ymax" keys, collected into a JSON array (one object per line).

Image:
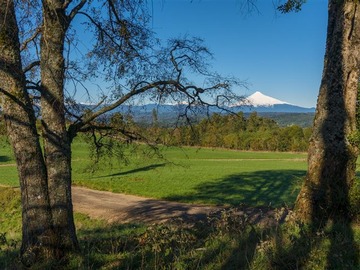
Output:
[{"xmin": 0, "ymin": 137, "xmax": 307, "ymax": 207}]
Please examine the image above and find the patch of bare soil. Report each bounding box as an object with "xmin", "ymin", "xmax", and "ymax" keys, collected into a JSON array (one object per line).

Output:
[{"xmin": 72, "ymin": 186, "xmax": 283, "ymax": 226}]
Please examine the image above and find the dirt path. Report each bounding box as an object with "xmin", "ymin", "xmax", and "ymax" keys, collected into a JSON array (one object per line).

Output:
[
  {"xmin": 72, "ymin": 186, "xmax": 280, "ymax": 225},
  {"xmin": 1, "ymin": 182, "xmax": 278, "ymax": 225},
  {"xmin": 0, "ymin": 163, "xmax": 16, "ymax": 167},
  {"xmin": 72, "ymin": 186, "xmax": 221, "ymax": 224}
]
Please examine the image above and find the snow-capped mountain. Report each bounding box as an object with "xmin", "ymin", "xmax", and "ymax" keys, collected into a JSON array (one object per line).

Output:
[
  {"xmin": 230, "ymin": 91, "xmax": 314, "ymax": 113},
  {"xmin": 246, "ymin": 91, "xmax": 291, "ymax": 107},
  {"xmin": 232, "ymin": 91, "xmax": 291, "ymax": 107}
]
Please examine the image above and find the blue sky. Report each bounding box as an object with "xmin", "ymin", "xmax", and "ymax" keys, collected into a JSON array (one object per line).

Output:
[{"xmin": 149, "ymin": 0, "xmax": 328, "ymax": 108}]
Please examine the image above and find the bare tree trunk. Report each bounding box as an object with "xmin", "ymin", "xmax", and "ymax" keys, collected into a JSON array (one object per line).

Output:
[
  {"xmin": 295, "ymin": 0, "xmax": 360, "ymax": 223},
  {"xmin": 40, "ymin": 0, "xmax": 79, "ymax": 252},
  {"xmin": 0, "ymin": 0, "xmax": 56, "ymax": 265}
]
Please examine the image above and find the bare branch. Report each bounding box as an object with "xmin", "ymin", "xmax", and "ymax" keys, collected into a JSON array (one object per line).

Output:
[
  {"xmin": 77, "ymin": 11, "xmax": 121, "ymax": 48},
  {"xmin": 67, "ymin": 0, "xmax": 87, "ymax": 21},
  {"xmin": 63, "ymin": 0, "xmax": 72, "ymax": 9},
  {"xmin": 23, "ymin": 60, "xmax": 40, "ymax": 74},
  {"xmin": 73, "ymin": 80, "xmax": 177, "ymax": 128},
  {"xmin": 0, "ymin": 88, "xmax": 28, "ymax": 110},
  {"xmin": 20, "ymin": 27, "xmax": 41, "ymax": 51}
]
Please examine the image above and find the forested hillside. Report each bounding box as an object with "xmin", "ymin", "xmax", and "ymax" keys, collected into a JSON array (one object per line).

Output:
[
  {"xmin": 133, "ymin": 109, "xmax": 314, "ymax": 128},
  {"xmin": 256, "ymin": 112, "xmax": 314, "ymax": 127},
  {"xmin": 144, "ymin": 112, "xmax": 311, "ymax": 152},
  {"xmin": 0, "ymin": 111, "xmax": 310, "ymax": 152}
]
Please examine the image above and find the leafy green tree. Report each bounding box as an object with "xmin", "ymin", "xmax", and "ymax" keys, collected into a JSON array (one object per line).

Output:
[
  {"xmin": 0, "ymin": 0, "xmax": 240, "ymax": 265},
  {"xmin": 246, "ymin": 112, "xmax": 260, "ymax": 132},
  {"xmin": 164, "ymin": 111, "xmax": 308, "ymax": 152}
]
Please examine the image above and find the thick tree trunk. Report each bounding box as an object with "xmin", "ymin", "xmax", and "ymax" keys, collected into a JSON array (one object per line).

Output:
[
  {"xmin": 0, "ymin": 0, "xmax": 56, "ymax": 265},
  {"xmin": 40, "ymin": 0, "xmax": 79, "ymax": 252},
  {"xmin": 295, "ymin": 0, "xmax": 360, "ymax": 223}
]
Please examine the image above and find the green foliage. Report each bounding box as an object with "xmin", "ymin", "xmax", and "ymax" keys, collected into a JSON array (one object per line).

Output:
[
  {"xmin": 0, "ymin": 187, "xmax": 21, "ymax": 235},
  {"xmin": 149, "ymin": 112, "xmax": 312, "ymax": 152},
  {"xmin": 0, "ymin": 187, "xmax": 21, "ymax": 268},
  {"xmin": 277, "ymin": 0, "xmax": 306, "ymax": 13},
  {"xmin": 348, "ymin": 130, "xmax": 360, "ymax": 147},
  {"xmin": 138, "ymin": 223, "xmax": 198, "ymax": 268},
  {"xmin": 259, "ymin": 112, "xmax": 314, "ymax": 128}
]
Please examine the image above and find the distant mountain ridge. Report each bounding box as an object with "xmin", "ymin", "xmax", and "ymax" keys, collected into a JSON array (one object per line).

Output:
[
  {"xmin": 230, "ymin": 91, "xmax": 315, "ymax": 113},
  {"xmin": 75, "ymin": 91, "xmax": 314, "ymax": 115},
  {"xmin": 102, "ymin": 91, "xmax": 315, "ymax": 114},
  {"xmin": 74, "ymin": 91, "xmax": 315, "ymax": 127},
  {"xmin": 233, "ymin": 91, "xmax": 291, "ymax": 107}
]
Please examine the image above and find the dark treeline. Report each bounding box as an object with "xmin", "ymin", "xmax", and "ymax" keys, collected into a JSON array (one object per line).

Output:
[{"xmin": 145, "ymin": 112, "xmax": 312, "ymax": 152}]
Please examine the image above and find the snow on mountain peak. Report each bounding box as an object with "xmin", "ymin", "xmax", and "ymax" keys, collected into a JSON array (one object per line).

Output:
[{"xmin": 247, "ymin": 91, "xmax": 290, "ymax": 107}]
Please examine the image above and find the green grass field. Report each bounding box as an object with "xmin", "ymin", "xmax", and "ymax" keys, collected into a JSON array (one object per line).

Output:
[
  {"xmin": 1, "ymin": 137, "xmax": 360, "ymax": 269},
  {"xmin": 0, "ymin": 136, "xmax": 308, "ymax": 207}
]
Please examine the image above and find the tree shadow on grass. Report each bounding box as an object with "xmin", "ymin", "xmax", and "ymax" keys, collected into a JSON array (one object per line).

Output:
[
  {"xmin": 0, "ymin": 249, "xmax": 20, "ymax": 269},
  {"xmin": 123, "ymin": 199, "xmax": 215, "ymax": 223},
  {"xmin": 165, "ymin": 170, "xmax": 306, "ymax": 207},
  {"xmin": 96, "ymin": 163, "xmax": 166, "ymax": 178},
  {"xmin": 0, "ymin": 156, "xmax": 10, "ymax": 163}
]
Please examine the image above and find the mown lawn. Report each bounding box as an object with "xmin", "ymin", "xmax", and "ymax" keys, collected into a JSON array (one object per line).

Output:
[
  {"xmin": 0, "ymin": 136, "xmax": 307, "ymax": 207},
  {"xmin": 72, "ymin": 148, "xmax": 307, "ymax": 207}
]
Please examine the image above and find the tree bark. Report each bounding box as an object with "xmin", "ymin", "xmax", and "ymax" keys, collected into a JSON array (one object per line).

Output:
[
  {"xmin": 40, "ymin": 0, "xmax": 79, "ymax": 252},
  {"xmin": 0, "ymin": 0, "xmax": 56, "ymax": 265},
  {"xmin": 295, "ymin": 0, "xmax": 360, "ymax": 223}
]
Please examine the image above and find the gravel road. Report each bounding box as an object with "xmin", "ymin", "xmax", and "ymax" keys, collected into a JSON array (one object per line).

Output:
[{"xmin": 72, "ymin": 186, "xmax": 220, "ymax": 224}]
